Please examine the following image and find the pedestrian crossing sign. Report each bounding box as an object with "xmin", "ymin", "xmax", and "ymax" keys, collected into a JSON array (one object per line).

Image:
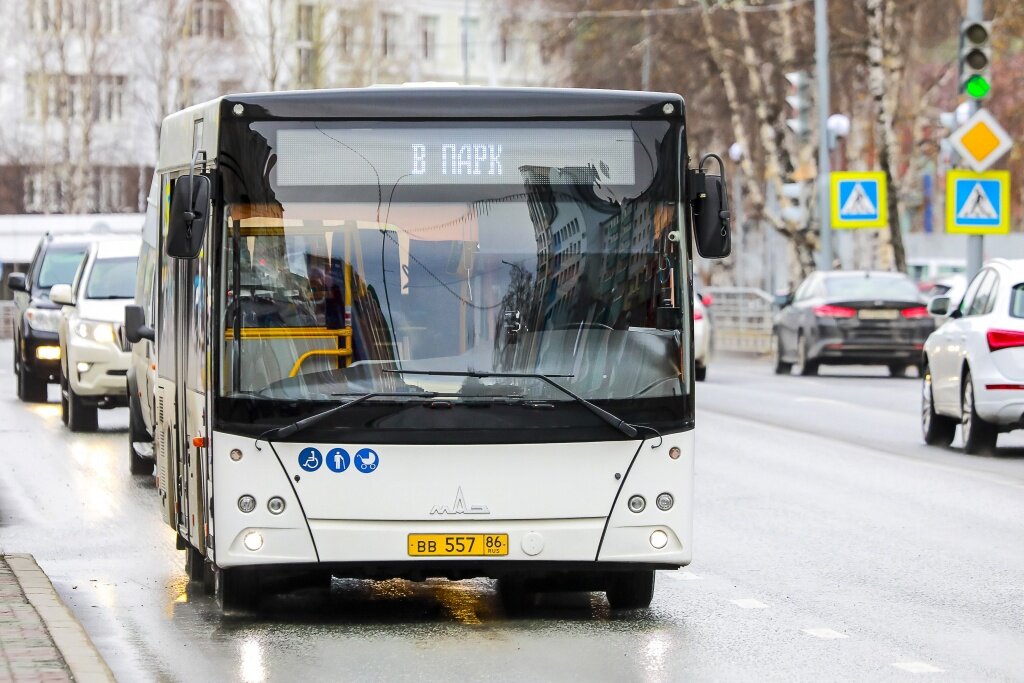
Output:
[
  {"xmin": 830, "ymin": 171, "xmax": 888, "ymax": 229},
  {"xmin": 946, "ymin": 169, "xmax": 1010, "ymax": 235}
]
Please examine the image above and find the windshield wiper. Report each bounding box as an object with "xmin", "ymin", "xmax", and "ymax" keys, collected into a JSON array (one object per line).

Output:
[
  {"xmin": 260, "ymin": 391, "xmax": 438, "ymax": 441},
  {"xmin": 382, "ymin": 369, "xmax": 639, "ymax": 438}
]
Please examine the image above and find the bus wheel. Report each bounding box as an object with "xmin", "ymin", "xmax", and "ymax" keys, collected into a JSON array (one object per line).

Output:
[
  {"xmin": 606, "ymin": 571, "xmax": 655, "ymax": 610},
  {"xmin": 215, "ymin": 566, "xmax": 260, "ymax": 611},
  {"xmin": 185, "ymin": 544, "xmax": 207, "ymax": 583},
  {"xmin": 128, "ymin": 408, "xmax": 151, "ymax": 475}
]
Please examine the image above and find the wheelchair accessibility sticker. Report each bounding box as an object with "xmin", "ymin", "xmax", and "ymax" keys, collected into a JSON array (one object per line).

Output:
[
  {"xmin": 354, "ymin": 448, "xmax": 380, "ymax": 473},
  {"xmin": 326, "ymin": 447, "xmax": 351, "ymax": 473},
  {"xmin": 298, "ymin": 447, "xmax": 322, "ymax": 472}
]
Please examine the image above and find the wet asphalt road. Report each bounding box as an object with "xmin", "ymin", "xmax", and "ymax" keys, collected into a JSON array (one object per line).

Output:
[{"xmin": 1, "ymin": 342, "xmax": 1023, "ymax": 682}]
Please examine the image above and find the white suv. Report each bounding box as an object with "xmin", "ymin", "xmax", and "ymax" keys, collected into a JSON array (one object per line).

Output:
[
  {"xmin": 922, "ymin": 258, "xmax": 1024, "ymax": 454},
  {"xmin": 50, "ymin": 237, "xmax": 141, "ymax": 432}
]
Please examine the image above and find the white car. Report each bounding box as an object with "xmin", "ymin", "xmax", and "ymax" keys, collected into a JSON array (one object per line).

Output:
[
  {"xmin": 922, "ymin": 258, "xmax": 1024, "ymax": 454},
  {"xmin": 50, "ymin": 237, "xmax": 141, "ymax": 432},
  {"xmin": 694, "ymin": 294, "xmax": 712, "ymax": 381}
]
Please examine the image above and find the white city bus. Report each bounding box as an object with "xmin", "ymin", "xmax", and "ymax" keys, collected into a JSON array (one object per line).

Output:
[{"xmin": 125, "ymin": 87, "xmax": 732, "ymax": 610}]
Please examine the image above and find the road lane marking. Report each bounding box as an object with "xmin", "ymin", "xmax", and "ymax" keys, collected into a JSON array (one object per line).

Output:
[
  {"xmin": 801, "ymin": 628, "xmax": 848, "ymax": 639},
  {"xmin": 663, "ymin": 571, "xmax": 702, "ymax": 581},
  {"xmin": 730, "ymin": 598, "xmax": 767, "ymax": 609},
  {"xmin": 892, "ymin": 662, "xmax": 944, "ymax": 673}
]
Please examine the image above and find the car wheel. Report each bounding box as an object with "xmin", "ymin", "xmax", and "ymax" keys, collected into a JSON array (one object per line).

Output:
[
  {"xmin": 66, "ymin": 381, "xmax": 98, "ymax": 433},
  {"xmin": 888, "ymin": 364, "xmax": 909, "ymax": 378},
  {"xmin": 771, "ymin": 332, "xmax": 792, "ymax": 375},
  {"xmin": 606, "ymin": 571, "xmax": 655, "ymax": 610},
  {"xmin": 796, "ymin": 335, "xmax": 818, "ymax": 377},
  {"xmin": 921, "ymin": 363, "xmax": 956, "ymax": 447},
  {"xmin": 17, "ymin": 363, "xmax": 48, "ymax": 403},
  {"xmin": 695, "ymin": 363, "xmax": 707, "ymax": 382},
  {"xmin": 59, "ymin": 371, "xmax": 70, "ymax": 426},
  {"xmin": 961, "ymin": 369, "xmax": 997, "ymax": 455}
]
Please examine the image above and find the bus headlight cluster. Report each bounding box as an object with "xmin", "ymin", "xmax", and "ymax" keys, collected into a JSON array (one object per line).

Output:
[
  {"xmin": 267, "ymin": 497, "xmax": 286, "ymax": 515},
  {"xmin": 237, "ymin": 494, "xmax": 256, "ymax": 513},
  {"xmin": 627, "ymin": 495, "xmax": 646, "ymax": 513},
  {"xmin": 656, "ymin": 493, "xmax": 674, "ymax": 511}
]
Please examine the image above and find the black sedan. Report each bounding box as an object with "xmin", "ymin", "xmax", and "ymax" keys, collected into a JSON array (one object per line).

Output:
[{"xmin": 771, "ymin": 271, "xmax": 934, "ymax": 377}]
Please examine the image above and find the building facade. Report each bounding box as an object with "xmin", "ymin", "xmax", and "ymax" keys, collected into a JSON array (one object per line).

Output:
[{"xmin": 0, "ymin": 0, "xmax": 565, "ymax": 217}]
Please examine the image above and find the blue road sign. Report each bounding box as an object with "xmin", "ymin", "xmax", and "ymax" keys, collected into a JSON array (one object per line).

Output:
[
  {"xmin": 354, "ymin": 448, "xmax": 380, "ymax": 473},
  {"xmin": 326, "ymin": 447, "xmax": 351, "ymax": 473},
  {"xmin": 299, "ymin": 447, "xmax": 323, "ymax": 472},
  {"xmin": 946, "ymin": 170, "xmax": 1010, "ymax": 235},
  {"xmin": 830, "ymin": 172, "xmax": 888, "ymax": 229}
]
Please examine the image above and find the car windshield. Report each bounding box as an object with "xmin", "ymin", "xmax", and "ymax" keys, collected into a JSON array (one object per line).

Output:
[
  {"xmin": 36, "ymin": 246, "xmax": 87, "ymax": 289},
  {"xmin": 86, "ymin": 257, "xmax": 137, "ymax": 299},
  {"xmin": 218, "ymin": 119, "xmax": 687, "ymax": 405},
  {"xmin": 825, "ymin": 275, "xmax": 920, "ymax": 301}
]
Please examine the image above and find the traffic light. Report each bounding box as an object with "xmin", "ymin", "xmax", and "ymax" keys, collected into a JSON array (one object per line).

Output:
[
  {"xmin": 959, "ymin": 20, "xmax": 991, "ymax": 100},
  {"xmin": 785, "ymin": 71, "xmax": 812, "ymax": 139}
]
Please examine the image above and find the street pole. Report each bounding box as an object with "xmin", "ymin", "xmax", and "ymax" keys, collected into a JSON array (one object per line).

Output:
[
  {"xmin": 462, "ymin": 0, "xmax": 470, "ymax": 85},
  {"xmin": 641, "ymin": 10, "xmax": 652, "ymax": 91},
  {"xmin": 815, "ymin": 0, "xmax": 832, "ymax": 269},
  {"xmin": 965, "ymin": 0, "xmax": 984, "ymax": 279}
]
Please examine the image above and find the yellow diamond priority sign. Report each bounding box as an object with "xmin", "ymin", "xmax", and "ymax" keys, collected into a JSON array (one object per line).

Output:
[{"xmin": 950, "ymin": 109, "xmax": 1013, "ymax": 173}]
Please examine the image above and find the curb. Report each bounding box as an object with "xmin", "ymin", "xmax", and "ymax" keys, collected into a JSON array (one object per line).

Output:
[{"xmin": 5, "ymin": 554, "xmax": 116, "ymax": 683}]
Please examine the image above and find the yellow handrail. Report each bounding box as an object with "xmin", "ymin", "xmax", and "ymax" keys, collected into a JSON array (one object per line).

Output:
[
  {"xmin": 289, "ymin": 348, "xmax": 354, "ymax": 378},
  {"xmin": 224, "ymin": 327, "xmax": 352, "ymax": 340}
]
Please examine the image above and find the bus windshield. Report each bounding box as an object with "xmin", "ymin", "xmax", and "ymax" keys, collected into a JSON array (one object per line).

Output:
[{"xmin": 218, "ymin": 119, "xmax": 688, "ymax": 414}]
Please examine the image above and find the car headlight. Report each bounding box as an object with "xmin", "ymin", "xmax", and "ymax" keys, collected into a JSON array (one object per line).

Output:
[
  {"xmin": 25, "ymin": 307, "xmax": 62, "ymax": 333},
  {"xmin": 73, "ymin": 320, "xmax": 116, "ymax": 344}
]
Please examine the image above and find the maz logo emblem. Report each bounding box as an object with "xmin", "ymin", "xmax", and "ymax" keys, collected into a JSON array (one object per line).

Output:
[{"xmin": 430, "ymin": 487, "xmax": 490, "ymax": 515}]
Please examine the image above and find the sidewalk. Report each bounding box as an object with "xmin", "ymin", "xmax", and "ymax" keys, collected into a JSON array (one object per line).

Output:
[{"xmin": 0, "ymin": 555, "xmax": 114, "ymax": 683}]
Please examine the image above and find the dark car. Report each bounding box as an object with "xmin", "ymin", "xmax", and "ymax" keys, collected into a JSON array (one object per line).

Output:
[
  {"xmin": 771, "ymin": 270, "xmax": 934, "ymax": 377},
  {"xmin": 7, "ymin": 234, "xmax": 89, "ymax": 401}
]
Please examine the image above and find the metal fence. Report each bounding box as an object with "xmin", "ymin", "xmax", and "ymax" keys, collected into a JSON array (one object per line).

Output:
[
  {"xmin": 704, "ymin": 286, "xmax": 775, "ymax": 354},
  {"xmin": 0, "ymin": 302, "xmax": 14, "ymax": 340}
]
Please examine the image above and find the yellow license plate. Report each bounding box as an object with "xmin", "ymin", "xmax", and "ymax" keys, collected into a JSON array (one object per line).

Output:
[{"xmin": 407, "ymin": 533, "xmax": 509, "ymax": 557}]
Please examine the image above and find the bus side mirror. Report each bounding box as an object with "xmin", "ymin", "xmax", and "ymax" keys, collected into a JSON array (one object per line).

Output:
[
  {"xmin": 690, "ymin": 169, "xmax": 732, "ymax": 260},
  {"xmin": 6, "ymin": 272, "xmax": 26, "ymax": 293},
  {"xmin": 166, "ymin": 174, "xmax": 211, "ymax": 259},
  {"xmin": 125, "ymin": 304, "xmax": 155, "ymax": 343}
]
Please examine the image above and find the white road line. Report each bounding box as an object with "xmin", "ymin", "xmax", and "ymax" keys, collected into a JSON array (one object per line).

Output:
[
  {"xmin": 663, "ymin": 571, "xmax": 702, "ymax": 581},
  {"xmin": 892, "ymin": 662, "xmax": 944, "ymax": 674},
  {"xmin": 730, "ymin": 598, "xmax": 768, "ymax": 609},
  {"xmin": 801, "ymin": 628, "xmax": 848, "ymax": 640}
]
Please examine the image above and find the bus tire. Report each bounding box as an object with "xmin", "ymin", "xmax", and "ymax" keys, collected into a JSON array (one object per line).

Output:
[
  {"xmin": 128, "ymin": 405, "xmax": 151, "ymax": 475},
  {"xmin": 606, "ymin": 571, "xmax": 655, "ymax": 610},
  {"xmin": 185, "ymin": 544, "xmax": 206, "ymax": 583},
  {"xmin": 215, "ymin": 567, "xmax": 260, "ymax": 611}
]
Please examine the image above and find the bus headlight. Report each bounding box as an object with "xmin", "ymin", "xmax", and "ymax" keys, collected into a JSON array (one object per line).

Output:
[
  {"xmin": 243, "ymin": 531, "xmax": 263, "ymax": 551},
  {"xmin": 237, "ymin": 495, "xmax": 256, "ymax": 513},
  {"xmin": 656, "ymin": 493, "xmax": 674, "ymax": 511},
  {"xmin": 650, "ymin": 530, "xmax": 669, "ymax": 549},
  {"xmin": 627, "ymin": 495, "xmax": 646, "ymax": 513},
  {"xmin": 267, "ymin": 497, "xmax": 286, "ymax": 515}
]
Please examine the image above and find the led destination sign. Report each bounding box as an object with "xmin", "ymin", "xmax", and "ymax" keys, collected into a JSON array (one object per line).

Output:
[{"xmin": 275, "ymin": 127, "xmax": 638, "ymax": 187}]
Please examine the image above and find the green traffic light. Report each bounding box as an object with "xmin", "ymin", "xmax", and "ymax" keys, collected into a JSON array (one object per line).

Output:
[{"xmin": 965, "ymin": 74, "xmax": 990, "ymax": 99}]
